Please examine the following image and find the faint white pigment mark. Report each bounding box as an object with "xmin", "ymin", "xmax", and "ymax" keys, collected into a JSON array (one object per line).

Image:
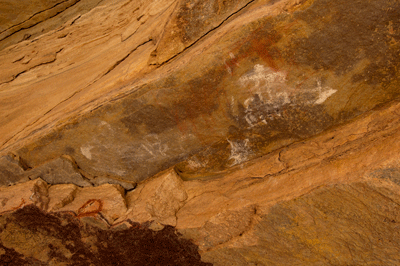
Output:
[
  {"xmin": 100, "ymin": 120, "xmax": 113, "ymax": 130},
  {"xmin": 187, "ymin": 156, "xmax": 208, "ymax": 170},
  {"xmin": 225, "ymin": 53, "xmax": 240, "ymax": 75},
  {"xmin": 81, "ymin": 145, "xmax": 93, "ymax": 160},
  {"xmin": 142, "ymin": 135, "xmax": 168, "ymax": 157},
  {"xmin": 276, "ymin": 92, "xmax": 290, "ymax": 104},
  {"xmin": 225, "ymin": 62, "xmax": 232, "ymax": 75},
  {"xmin": 239, "ymin": 64, "xmax": 286, "ymax": 100},
  {"xmin": 108, "ymin": 169, "xmax": 126, "ymax": 176},
  {"xmin": 237, "ymin": 65, "xmax": 338, "ymax": 128},
  {"xmin": 313, "ymin": 80, "xmax": 337, "ymax": 104},
  {"xmin": 239, "ymin": 64, "xmax": 337, "ymax": 106},
  {"xmin": 227, "ymin": 139, "xmax": 251, "ymax": 166}
]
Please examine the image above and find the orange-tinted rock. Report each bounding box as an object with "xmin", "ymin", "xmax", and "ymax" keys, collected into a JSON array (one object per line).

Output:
[
  {"xmin": 0, "ymin": 0, "xmax": 109, "ymax": 51},
  {"xmin": 0, "ymin": 178, "xmax": 48, "ymax": 214},
  {"xmin": 1, "ymin": 0, "xmax": 400, "ymax": 264},
  {"xmin": 200, "ymin": 180, "xmax": 400, "ymax": 265},
  {"xmin": 0, "ymin": 0, "xmax": 399, "ymax": 184},
  {"xmin": 124, "ymin": 169, "xmax": 187, "ymax": 226},
  {"xmin": 1, "ymin": 94, "xmax": 400, "ymax": 264},
  {"xmin": 56, "ymin": 183, "xmax": 127, "ymax": 224},
  {"xmin": 47, "ymin": 183, "xmax": 78, "ymax": 211}
]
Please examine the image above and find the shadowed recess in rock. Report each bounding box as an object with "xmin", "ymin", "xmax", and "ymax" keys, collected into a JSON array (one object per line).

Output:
[{"xmin": 0, "ymin": 205, "xmax": 211, "ymax": 266}]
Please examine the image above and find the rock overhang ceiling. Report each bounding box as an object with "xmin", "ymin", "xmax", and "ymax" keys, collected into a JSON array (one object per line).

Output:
[
  {"xmin": 1, "ymin": 0, "xmax": 400, "ymax": 265},
  {"xmin": 2, "ymin": 0, "xmax": 400, "ymax": 184}
]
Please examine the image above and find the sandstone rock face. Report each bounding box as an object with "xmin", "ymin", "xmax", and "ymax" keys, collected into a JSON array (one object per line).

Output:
[
  {"xmin": 1, "ymin": 0, "xmax": 399, "ymax": 183},
  {"xmin": 1, "ymin": 0, "xmax": 400, "ymax": 264},
  {"xmin": 1, "ymin": 99, "xmax": 400, "ymax": 264},
  {"xmin": 0, "ymin": 155, "xmax": 27, "ymax": 186},
  {"xmin": 0, "ymin": 0, "xmax": 109, "ymax": 51}
]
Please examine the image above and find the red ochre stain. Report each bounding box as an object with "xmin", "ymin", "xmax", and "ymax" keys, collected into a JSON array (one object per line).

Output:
[
  {"xmin": 0, "ymin": 198, "xmax": 25, "ymax": 215},
  {"xmin": 77, "ymin": 199, "xmax": 103, "ymax": 218},
  {"xmin": 229, "ymin": 22, "xmax": 284, "ymax": 72}
]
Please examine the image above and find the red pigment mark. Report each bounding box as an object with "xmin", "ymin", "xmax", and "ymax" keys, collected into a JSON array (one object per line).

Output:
[
  {"xmin": 77, "ymin": 199, "xmax": 103, "ymax": 218},
  {"xmin": 228, "ymin": 18, "xmax": 304, "ymax": 75},
  {"xmin": 15, "ymin": 198, "xmax": 25, "ymax": 209},
  {"xmin": 231, "ymin": 27, "xmax": 282, "ymax": 71},
  {"xmin": 227, "ymin": 19, "xmax": 323, "ymax": 95},
  {"xmin": 173, "ymin": 109, "xmax": 187, "ymax": 134},
  {"xmin": 188, "ymin": 118, "xmax": 206, "ymax": 145},
  {"xmin": 225, "ymin": 56, "xmax": 240, "ymax": 75},
  {"xmin": 131, "ymin": 224, "xmax": 142, "ymax": 229},
  {"xmin": 0, "ymin": 198, "xmax": 25, "ymax": 215}
]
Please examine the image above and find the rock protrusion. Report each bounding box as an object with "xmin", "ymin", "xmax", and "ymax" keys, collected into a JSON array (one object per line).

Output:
[
  {"xmin": 126, "ymin": 169, "xmax": 188, "ymax": 226},
  {"xmin": 0, "ymin": 155, "xmax": 28, "ymax": 186},
  {"xmin": 26, "ymin": 156, "xmax": 93, "ymax": 187}
]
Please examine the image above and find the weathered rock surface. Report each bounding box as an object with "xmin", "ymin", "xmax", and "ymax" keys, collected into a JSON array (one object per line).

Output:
[
  {"xmin": 1, "ymin": 99, "xmax": 400, "ymax": 264},
  {"xmin": 26, "ymin": 156, "xmax": 92, "ymax": 187},
  {"xmin": 1, "ymin": 0, "xmax": 400, "ymax": 264},
  {"xmin": 0, "ymin": 155, "xmax": 27, "ymax": 186},
  {"xmin": 0, "ymin": 0, "xmax": 110, "ymax": 51},
  {"xmin": 0, "ymin": 154, "xmax": 137, "ymax": 189},
  {"xmin": 1, "ymin": 0, "xmax": 399, "ymax": 184}
]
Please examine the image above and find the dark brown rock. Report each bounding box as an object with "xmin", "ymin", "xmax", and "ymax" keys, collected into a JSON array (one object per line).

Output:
[
  {"xmin": 26, "ymin": 156, "xmax": 93, "ymax": 187},
  {"xmin": 0, "ymin": 205, "xmax": 211, "ymax": 265},
  {"xmin": 0, "ymin": 155, "xmax": 27, "ymax": 186}
]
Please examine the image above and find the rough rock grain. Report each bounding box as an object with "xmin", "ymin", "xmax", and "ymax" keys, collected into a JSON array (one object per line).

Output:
[
  {"xmin": 1, "ymin": 0, "xmax": 400, "ymax": 264},
  {"xmin": 1, "ymin": 99, "xmax": 400, "ymax": 264},
  {"xmin": 26, "ymin": 156, "xmax": 92, "ymax": 187},
  {"xmin": 0, "ymin": 155, "xmax": 27, "ymax": 186},
  {"xmin": 1, "ymin": 0, "xmax": 399, "ymax": 184}
]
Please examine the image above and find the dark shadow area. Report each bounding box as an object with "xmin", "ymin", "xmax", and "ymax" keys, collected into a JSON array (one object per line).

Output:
[{"xmin": 0, "ymin": 205, "xmax": 212, "ymax": 266}]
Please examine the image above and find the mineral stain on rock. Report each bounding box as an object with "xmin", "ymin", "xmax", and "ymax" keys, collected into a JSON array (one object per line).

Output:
[
  {"xmin": 292, "ymin": 0, "xmax": 400, "ymax": 77},
  {"xmin": 8, "ymin": 0, "xmax": 400, "ymax": 185},
  {"xmin": 0, "ymin": 205, "xmax": 211, "ymax": 265}
]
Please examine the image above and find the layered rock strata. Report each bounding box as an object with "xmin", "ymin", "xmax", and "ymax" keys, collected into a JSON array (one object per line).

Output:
[
  {"xmin": 2, "ymin": 100, "xmax": 400, "ymax": 264},
  {"xmin": 1, "ymin": 0, "xmax": 400, "ymax": 184},
  {"xmin": 1, "ymin": 0, "xmax": 400, "ymax": 264}
]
